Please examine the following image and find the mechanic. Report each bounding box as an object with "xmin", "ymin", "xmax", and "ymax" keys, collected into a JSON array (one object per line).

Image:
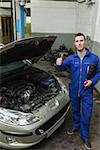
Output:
[{"xmin": 56, "ymin": 33, "xmax": 100, "ymax": 150}]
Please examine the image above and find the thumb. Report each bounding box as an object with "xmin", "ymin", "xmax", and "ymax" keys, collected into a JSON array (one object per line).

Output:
[
  {"xmin": 60, "ymin": 53, "xmax": 63, "ymax": 59},
  {"xmin": 59, "ymin": 53, "xmax": 64, "ymax": 59}
]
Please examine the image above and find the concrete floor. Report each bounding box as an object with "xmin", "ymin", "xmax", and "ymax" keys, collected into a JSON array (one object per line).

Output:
[{"xmin": 0, "ymin": 59, "xmax": 100, "ymax": 150}]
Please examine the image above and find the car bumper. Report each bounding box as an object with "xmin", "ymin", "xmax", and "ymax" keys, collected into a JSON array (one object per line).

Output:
[{"xmin": 0, "ymin": 93, "xmax": 70, "ymax": 149}]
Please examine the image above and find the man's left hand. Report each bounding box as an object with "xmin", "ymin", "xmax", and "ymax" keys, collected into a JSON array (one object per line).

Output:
[{"xmin": 84, "ymin": 80, "xmax": 92, "ymax": 87}]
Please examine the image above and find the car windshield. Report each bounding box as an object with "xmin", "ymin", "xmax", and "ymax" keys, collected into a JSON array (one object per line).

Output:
[{"xmin": 0, "ymin": 61, "xmax": 27, "ymax": 76}]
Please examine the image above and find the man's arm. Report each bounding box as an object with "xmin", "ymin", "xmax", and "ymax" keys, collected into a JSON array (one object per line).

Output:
[{"xmin": 91, "ymin": 56, "xmax": 100, "ymax": 85}]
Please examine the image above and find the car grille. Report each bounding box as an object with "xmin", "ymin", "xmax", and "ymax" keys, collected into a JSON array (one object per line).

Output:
[{"xmin": 35, "ymin": 102, "xmax": 69, "ymax": 135}]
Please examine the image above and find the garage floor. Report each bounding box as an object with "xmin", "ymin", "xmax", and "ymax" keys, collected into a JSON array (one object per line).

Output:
[{"xmin": 0, "ymin": 59, "xmax": 100, "ymax": 150}]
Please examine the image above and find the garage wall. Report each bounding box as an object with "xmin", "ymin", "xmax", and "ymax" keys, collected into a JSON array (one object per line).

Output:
[
  {"xmin": 76, "ymin": 0, "xmax": 100, "ymax": 53},
  {"xmin": 31, "ymin": 1, "xmax": 77, "ymax": 49},
  {"xmin": 76, "ymin": 0, "xmax": 100, "ymax": 92},
  {"xmin": 31, "ymin": 0, "xmax": 100, "ymax": 53},
  {"xmin": 31, "ymin": 1, "xmax": 77, "ymax": 33},
  {"xmin": 76, "ymin": 2, "xmax": 97, "ymax": 39}
]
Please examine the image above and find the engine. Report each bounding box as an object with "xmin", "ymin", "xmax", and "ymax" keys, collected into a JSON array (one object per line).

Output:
[
  {"xmin": 0, "ymin": 67, "xmax": 61, "ymax": 112},
  {"xmin": 0, "ymin": 79, "xmax": 60, "ymax": 112},
  {"xmin": 0, "ymin": 82, "xmax": 36, "ymax": 112}
]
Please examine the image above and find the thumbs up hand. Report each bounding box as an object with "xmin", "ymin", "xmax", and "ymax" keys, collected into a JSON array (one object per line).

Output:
[{"xmin": 56, "ymin": 53, "xmax": 63, "ymax": 65}]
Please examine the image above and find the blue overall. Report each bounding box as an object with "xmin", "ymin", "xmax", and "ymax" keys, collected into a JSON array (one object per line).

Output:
[{"xmin": 57, "ymin": 49, "xmax": 100, "ymax": 140}]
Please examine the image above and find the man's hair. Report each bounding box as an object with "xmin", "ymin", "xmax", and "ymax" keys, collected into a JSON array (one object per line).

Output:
[{"xmin": 74, "ymin": 33, "xmax": 86, "ymax": 40}]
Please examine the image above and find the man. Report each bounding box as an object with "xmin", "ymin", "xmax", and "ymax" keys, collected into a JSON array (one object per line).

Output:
[{"xmin": 56, "ymin": 33, "xmax": 100, "ymax": 150}]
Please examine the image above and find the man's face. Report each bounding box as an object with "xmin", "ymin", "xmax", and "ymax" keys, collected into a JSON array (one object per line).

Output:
[{"xmin": 74, "ymin": 35, "xmax": 86, "ymax": 51}]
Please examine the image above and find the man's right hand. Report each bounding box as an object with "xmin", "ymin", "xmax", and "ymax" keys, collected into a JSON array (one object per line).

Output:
[{"xmin": 56, "ymin": 54, "xmax": 63, "ymax": 65}]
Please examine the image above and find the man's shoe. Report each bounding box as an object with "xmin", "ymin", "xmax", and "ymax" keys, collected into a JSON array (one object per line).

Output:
[
  {"xmin": 83, "ymin": 139, "xmax": 92, "ymax": 150},
  {"xmin": 66, "ymin": 128, "xmax": 79, "ymax": 135}
]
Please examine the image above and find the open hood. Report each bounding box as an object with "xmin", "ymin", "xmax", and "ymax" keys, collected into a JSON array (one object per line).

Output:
[{"xmin": 0, "ymin": 36, "xmax": 56, "ymax": 65}]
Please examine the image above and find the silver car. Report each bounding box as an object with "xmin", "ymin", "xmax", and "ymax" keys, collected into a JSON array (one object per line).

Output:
[{"xmin": 0, "ymin": 36, "xmax": 70, "ymax": 149}]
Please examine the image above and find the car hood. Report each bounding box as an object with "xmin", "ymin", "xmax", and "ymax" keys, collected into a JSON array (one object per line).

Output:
[{"xmin": 0, "ymin": 36, "xmax": 56, "ymax": 65}]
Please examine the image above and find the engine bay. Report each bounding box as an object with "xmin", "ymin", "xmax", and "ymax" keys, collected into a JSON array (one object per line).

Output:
[{"xmin": 0, "ymin": 67, "xmax": 61, "ymax": 112}]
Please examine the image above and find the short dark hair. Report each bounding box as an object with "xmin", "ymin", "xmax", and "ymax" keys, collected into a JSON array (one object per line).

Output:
[{"xmin": 74, "ymin": 33, "xmax": 86, "ymax": 40}]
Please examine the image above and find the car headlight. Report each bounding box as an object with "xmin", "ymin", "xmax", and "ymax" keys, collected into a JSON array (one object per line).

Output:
[{"xmin": 0, "ymin": 107, "xmax": 40, "ymax": 126}]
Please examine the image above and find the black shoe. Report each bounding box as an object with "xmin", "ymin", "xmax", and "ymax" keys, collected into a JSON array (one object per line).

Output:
[
  {"xmin": 66, "ymin": 128, "xmax": 79, "ymax": 135},
  {"xmin": 83, "ymin": 139, "xmax": 92, "ymax": 150}
]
